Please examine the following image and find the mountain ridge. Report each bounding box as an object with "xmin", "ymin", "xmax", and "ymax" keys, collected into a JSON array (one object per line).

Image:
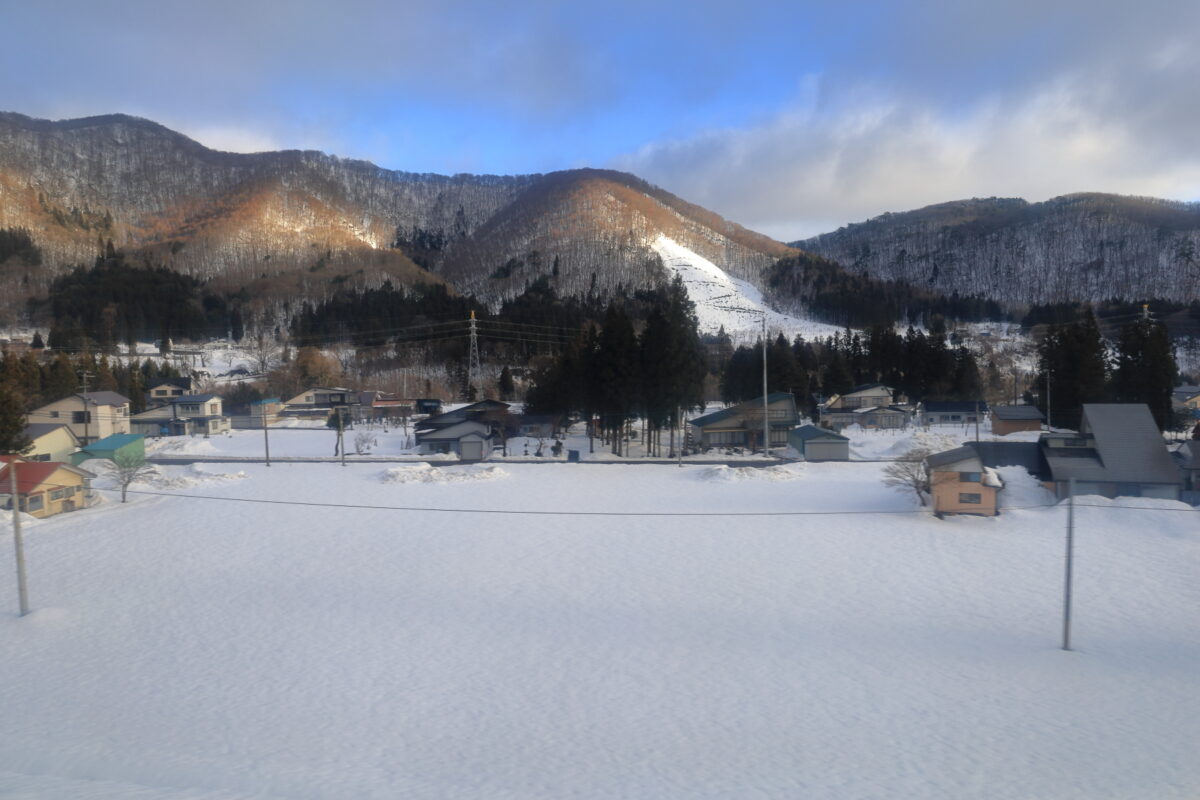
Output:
[
  {"xmin": 795, "ymin": 193, "xmax": 1200, "ymax": 304},
  {"xmin": 0, "ymin": 111, "xmax": 793, "ymax": 325}
]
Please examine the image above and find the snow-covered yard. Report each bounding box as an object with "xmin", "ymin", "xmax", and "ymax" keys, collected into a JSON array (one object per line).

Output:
[{"xmin": 1, "ymin": 461, "xmax": 1198, "ymax": 798}]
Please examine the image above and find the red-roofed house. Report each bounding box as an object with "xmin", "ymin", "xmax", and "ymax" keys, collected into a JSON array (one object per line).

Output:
[{"xmin": 0, "ymin": 456, "xmax": 95, "ymax": 518}]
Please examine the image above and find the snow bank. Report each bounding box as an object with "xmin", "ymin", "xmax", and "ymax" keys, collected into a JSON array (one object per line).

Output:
[
  {"xmin": 145, "ymin": 437, "xmax": 221, "ymax": 456},
  {"xmin": 379, "ymin": 464, "xmax": 509, "ymax": 484},
  {"xmin": 137, "ymin": 464, "xmax": 249, "ymax": 490},
  {"xmin": 697, "ymin": 464, "xmax": 806, "ymax": 482},
  {"xmin": 994, "ymin": 466, "xmax": 1054, "ymax": 509}
]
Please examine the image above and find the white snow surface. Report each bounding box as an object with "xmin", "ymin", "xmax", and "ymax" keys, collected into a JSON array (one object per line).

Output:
[
  {"xmin": 1, "ymin": 462, "xmax": 1198, "ymax": 799},
  {"xmin": 651, "ymin": 235, "xmax": 842, "ymax": 340}
]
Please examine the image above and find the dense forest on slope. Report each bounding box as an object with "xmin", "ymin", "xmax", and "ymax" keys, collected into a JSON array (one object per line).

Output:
[
  {"xmin": 764, "ymin": 250, "xmax": 1006, "ymax": 328},
  {"xmin": 797, "ymin": 194, "xmax": 1200, "ymax": 304},
  {"xmin": 0, "ymin": 113, "xmax": 790, "ymax": 321}
]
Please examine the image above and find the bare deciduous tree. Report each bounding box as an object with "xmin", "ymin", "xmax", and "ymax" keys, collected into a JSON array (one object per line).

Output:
[
  {"xmin": 105, "ymin": 450, "xmax": 156, "ymax": 503},
  {"xmin": 354, "ymin": 431, "xmax": 376, "ymax": 455},
  {"xmin": 881, "ymin": 446, "xmax": 933, "ymax": 506},
  {"xmin": 250, "ymin": 330, "xmax": 282, "ymax": 376}
]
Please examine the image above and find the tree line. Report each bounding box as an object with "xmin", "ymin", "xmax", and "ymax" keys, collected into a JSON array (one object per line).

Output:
[
  {"xmin": 524, "ymin": 276, "xmax": 706, "ymax": 456},
  {"xmin": 1033, "ymin": 313, "xmax": 1179, "ymax": 431},
  {"xmin": 0, "ymin": 347, "xmax": 209, "ymax": 460},
  {"xmin": 30, "ymin": 249, "xmax": 241, "ymax": 349},
  {"xmin": 719, "ymin": 324, "xmax": 985, "ymax": 411}
]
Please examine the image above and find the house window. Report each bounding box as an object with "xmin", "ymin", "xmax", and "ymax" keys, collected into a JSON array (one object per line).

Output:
[
  {"xmin": 72, "ymin": 411, "xmax": 91, "ymax": 424},
  {"xmin": 25, "ymin": 494, "xmax": 43, "ymax": 511},
  {"xmin": 50, "ymin": 410, "xmax": 60, "ymax": 418},
  {"xmin": 960, "ymin": 472, "xmax": 981, "ymax": 483},
  {"xmin": 50, "ymin": 488, "xmax": 64, "ymax": 501},
  {"xmin": 33, "ymin": 453, "xmax": 50, "ymax": 462},
  {"xmin": 959, "ymin": 493, "xmax": 982, "ymax": 504}
]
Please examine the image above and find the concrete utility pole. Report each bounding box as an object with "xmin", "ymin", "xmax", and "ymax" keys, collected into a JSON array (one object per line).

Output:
[
  {"xmin": 9, "ymin": 459, "xmax": 29, "ymax": 616},
  {"xmin": 78, "ymin": 370, "xmax": 95, "ymax": 444},
  {"xmin": 263, "ymin": 411, "xmax": 271, "ymax": 467},
  {"xmin": 1045, "ymin": 372, "xmax": 1052, "ymax": 431},
  {"xmin": 337, "ymin": 408, "xmax": 346, "ymax": 467},
  {"xmin": 1062, "ymin": 478, "xmax": 1076, "ymax": 651},
  {"xmin": 762, "ymin": 313, "xmax": 770, "ymax": 459}
]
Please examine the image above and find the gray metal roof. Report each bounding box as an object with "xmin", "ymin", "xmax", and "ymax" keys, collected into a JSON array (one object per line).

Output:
[
  {"xmin": 1173, "ymin": 441, "xmax": 1200, "ymax": 470},
  {"xmin": 991, "ymin": 405, "xmax": 1044, "ymax": 421},
  {"xmin": 414, "ymin": 420, "xmax": 493, "ymax": 441},
  {"xmin": 923, "ymin": 400, "xmax": 989, "ymax": 413},
  {"xmin": 79, "ymin": 391, "xmax": 130, "ymax": 406},
  {"xmin": 1050, "ymin": 404, "xmax": 1182, "ymax": 485},
  {"xmin": 790, "ymin": 424, "xmax": 848, "ymax": 442},
  {"xmin": 689, "ymin": 393, "xmax": 795, "ymax": 428},
  {"xmin": 22, "ymin": 422, "xmax": 75, "ymax": 440},
  {"xmin": 925, "ymin": 446, "xmax": 980, "ymax": 469}
]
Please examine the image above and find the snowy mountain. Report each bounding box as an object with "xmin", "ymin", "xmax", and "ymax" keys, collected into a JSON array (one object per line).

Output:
[
  {"xmin": 0, "ymin": 112, "xmax": 793, "ymax": 317},
  {"xmin": 796, "ymin": 194, "xmax": 1200, "ymax": 304},
  {"xmin": 651, "ymin": 235, "xmax": 841, "ymax": 341}
]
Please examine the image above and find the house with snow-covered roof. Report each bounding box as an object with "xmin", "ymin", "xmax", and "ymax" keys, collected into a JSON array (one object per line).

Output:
[{"xmin": 925, "ymin": 446, "xmax": 1005, "ymax": 517}]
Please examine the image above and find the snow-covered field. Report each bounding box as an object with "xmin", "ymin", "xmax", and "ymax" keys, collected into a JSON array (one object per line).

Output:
[
  {"xmin": 1, "ymin": 461, "xmax": 1198, "ymax": 799},
  {"xmin": 651, "ymin": 235, "xmax": 842, "ymax": 341}
]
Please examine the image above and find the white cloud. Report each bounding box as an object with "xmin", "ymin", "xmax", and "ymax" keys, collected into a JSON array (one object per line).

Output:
[
  {"xmin": 615, "ymin": 71, "xmax": 1200, "ymax": 241},
  {"xmin": 178, "ymin": 125, "xmax": 282, "ymax": 154}
]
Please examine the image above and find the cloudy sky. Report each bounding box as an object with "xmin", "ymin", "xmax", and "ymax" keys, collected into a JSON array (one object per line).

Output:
[{"xmin": 3, "ymin": 0, "xmax": 1198, "ymax": 239}]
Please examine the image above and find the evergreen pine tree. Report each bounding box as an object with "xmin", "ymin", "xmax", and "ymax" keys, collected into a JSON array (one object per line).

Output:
[
  {"xmin": 0, "ymin": 384, "xmax": 31, "ymax": 454},
  {"xmin": 497, "ymin": 366, "xmax": 515, "ymax": 401},
  {"xmin": 1112, "ymin": 317, "xmax": 1177, "ymax": 430}
]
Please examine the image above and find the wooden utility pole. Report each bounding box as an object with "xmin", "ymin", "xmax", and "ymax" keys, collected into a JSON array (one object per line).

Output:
[{"xmin": 9, "ymin": 459, "xmax": 29, "ymax": 616}]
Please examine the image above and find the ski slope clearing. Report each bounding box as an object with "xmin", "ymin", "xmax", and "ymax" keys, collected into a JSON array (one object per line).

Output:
[
  {"xmin": 651, "ymin": 235, "xmax": 842, "ymax": 340},
  {"xmin": 1, "ymin": 463, "xmax": 1198, "ymax": 799}
]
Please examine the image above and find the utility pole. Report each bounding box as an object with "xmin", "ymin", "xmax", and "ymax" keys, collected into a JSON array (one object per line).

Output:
[
  {"xmin": 337, "ymin": 407, "xmax": 346, "ymax": 467},
  {"xmin": 761, "ymin": 313, "xmax": 770, "ymax": 459},
  {"xmin": 1045, "ymin": 371, "xmax": 1052, "ymax": 431},
  {"xmin": 8, "ymin": 459, "xmax": 29, "ymax": 616},
  {"xmin": 975, "ymin": 400, "xmax": 980, "ymax": 442},
  {"xmin": 78, "ymin": 370, "xmax": 95, "ymax": 445},
  {"xmin": 1062, "ymin": 478, "xmax": 1075, "ymax": 651},
  {"xmin": 467, "ymin": 311, "xmax": 482, "ymax": 401},
  {"xmin": 262, "ymin": 411, "xmax": 271, "ymax": 467}
]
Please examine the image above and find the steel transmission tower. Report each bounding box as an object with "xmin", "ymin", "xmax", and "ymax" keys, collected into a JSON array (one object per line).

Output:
[{"xmin": 467, "ymin": 310, "xmax": 482, "ymax": 400}]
